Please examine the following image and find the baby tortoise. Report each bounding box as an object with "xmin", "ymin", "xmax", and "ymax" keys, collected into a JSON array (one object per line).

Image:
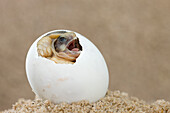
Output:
[{"xmin": 37, "ymin": 31, "xmax": 82, "ymax": 64}]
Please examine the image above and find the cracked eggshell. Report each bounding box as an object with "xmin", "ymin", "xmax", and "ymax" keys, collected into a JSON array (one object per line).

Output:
[{"xmin": 26, "ymin": 30, "xmax": 109, "ymax": 103}]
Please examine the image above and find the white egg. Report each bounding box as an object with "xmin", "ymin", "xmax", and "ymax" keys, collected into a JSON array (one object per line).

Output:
[{"xmin": 26, "ymin": 30, "xmax": 109, "ymax": 103}]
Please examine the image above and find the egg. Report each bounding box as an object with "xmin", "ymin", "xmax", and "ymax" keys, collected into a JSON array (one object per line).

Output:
[{"xmin": 26, "ymin": 30, "xmax": 109, "ymax": 103}]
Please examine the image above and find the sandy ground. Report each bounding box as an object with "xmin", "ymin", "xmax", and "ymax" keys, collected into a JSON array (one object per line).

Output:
[
  {"xmin": 0, "ymin": 0, "xmax": 170, "ymax": 111},
  {"xmin": 2, "ymin": 90, "xmax": 170, "ymax": 113}
]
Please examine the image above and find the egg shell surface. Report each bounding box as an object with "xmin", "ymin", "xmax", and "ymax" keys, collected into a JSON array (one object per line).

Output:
[{"xmin": 26, "ymin": 30, "xmax": 109, "ymax": 103}]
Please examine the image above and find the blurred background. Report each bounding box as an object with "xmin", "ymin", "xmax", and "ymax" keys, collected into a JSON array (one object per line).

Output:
[{"xmin": 0, "ymin": 0, "xmax": 170, "ymax": 110}]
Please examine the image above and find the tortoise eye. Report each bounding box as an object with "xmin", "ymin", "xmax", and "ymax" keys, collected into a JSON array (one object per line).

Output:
[{"xmin": 58, "ymin": 37, "xmax": 67, "ymax": 43}]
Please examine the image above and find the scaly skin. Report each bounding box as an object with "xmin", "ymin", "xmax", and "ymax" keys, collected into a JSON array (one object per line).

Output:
[
  {"xmin": 37, "ymin": 36, "xmax": 53, "ymax": 57},
  {"xmin": 51, "ymin": 56, "xmax": 74, "ymax": 64}
]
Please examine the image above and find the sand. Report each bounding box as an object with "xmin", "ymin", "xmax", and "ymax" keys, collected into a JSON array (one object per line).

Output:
[{"xmin": 2, "ymin": 90, "xmax": 170, "ymax": 113}]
